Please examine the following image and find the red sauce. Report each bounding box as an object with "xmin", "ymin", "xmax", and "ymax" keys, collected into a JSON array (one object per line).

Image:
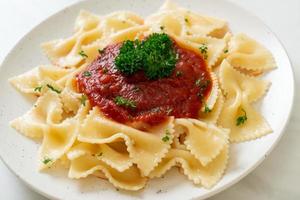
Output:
[{"xmin": 77, "ymin": 38, "xmax": 212, "ymax": 125}]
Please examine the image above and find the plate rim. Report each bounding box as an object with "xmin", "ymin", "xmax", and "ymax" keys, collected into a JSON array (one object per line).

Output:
[{"xmin": 0, "ymin": 0, "xmax": 295, "ymax": 199}]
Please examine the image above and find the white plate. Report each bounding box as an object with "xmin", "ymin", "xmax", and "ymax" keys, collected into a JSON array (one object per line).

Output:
[{"xmin": 0, "ymin": 0, "xmax": 295, "ymax": 199}]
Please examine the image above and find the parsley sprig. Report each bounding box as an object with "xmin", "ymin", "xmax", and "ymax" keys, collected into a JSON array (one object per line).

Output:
[
  {"xmin": 114, "ymin": 96, "xmax": 136, "ymax": 109},
  {"xmin": 115, "ymin": 33, "xmax": 178, "ymax": 80},
  {"xmin": 236, "ymin": 108, "xmax": 247, "ymax": 126}
]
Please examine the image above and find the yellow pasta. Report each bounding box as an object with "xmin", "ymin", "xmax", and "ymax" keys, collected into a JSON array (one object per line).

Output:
[
  {"xmin": 227, "ymin": 33, "xmax": 276, "ymax": 75},
  {"xmin": 218, "ymin": 60, "xmax": 272, "ymax": 142},
  {"xmin": 9, "ymin": 0, "xmax": 276, "ymax": 192}
]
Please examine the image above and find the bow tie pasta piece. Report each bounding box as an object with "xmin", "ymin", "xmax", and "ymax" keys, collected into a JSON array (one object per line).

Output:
[
  {"xmin": 218, "ymin": 60, "xmax": 272, "ymax": 142},
  {"xmin": 69, "ymin": 154, "xmax": 147, "ymax": 191},
  {"xmin": 168, "ymin": 34, "xmax": 226, "ymax": 69},
  {"xmin": 9, "ymin": 65, "xmax": 72, "ymax": 95},
  {"xmin": 199, "ymin": 89, "xmax": 224, "ymax": 124},
  {"xmin": 219, "ymin": 60, "xmax": 271, "ymax": 104},
  {"xmin": 67, "ymin": 142, "xmax": 133, "ymax": 172},
  {"xmin": 175, "ymin": 118, "xmax": 229, "ymax": 166},
  {"xmin": 78, "ymin": 107, "xmax": 175, "ymax": 176},
  {"xmin": 108, "ymin": 25, "xmax": 149, "ymax": 43},
  {"xmin": 42, "ymin": 11, "xmax": 144, "ymax": 68},
  {"xmin": 149, "ymin": 145, "xmax": 228, "ymax": 189},
  {"xmin": 39, "ymin": 118, "xmax": 78, "ymax": 170},
  {"xmin": 74, "ymin": 10, "xmax": 101, "ymax": 32},
  {"xmin": 10, "ymin": 91, "xmax": 63, "ymax": 138},
  {"xmin": 42, "ymin": 28, "xmax": 104, "ymax": 68},
  {"xmin": 100, "ymin": 11, "xmax": 144, "ymax": 38},
  {"xmin": 156, "ymin": 0, "xmax": 228, "ymax": 38},
  {"xmin": 227, "ymin": 33, "xmax": 276, "ymax": 75},
  {"xmin": 38, "ymin": 102, "xmax": 90, "ymax": 170}
]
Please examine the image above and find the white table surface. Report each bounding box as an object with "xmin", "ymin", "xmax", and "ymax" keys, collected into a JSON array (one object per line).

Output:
[{"xmin": 0, "ymin": 0, "xmax": 299, "ymax": 199}]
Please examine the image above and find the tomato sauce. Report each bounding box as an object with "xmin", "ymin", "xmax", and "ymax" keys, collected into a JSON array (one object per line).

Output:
[{"xmin": 76, "ymin": 38, "xmax": 212, "ymax": 125}]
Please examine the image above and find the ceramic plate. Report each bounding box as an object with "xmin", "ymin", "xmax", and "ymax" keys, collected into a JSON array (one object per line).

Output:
[{"xmin": 0, "ymin": 0, "xmax": 294, "ymax": 199}]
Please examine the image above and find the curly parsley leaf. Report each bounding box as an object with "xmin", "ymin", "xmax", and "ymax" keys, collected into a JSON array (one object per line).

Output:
[
  {"xmin": 114, "ymin": 33, "xmax": 178, "ymax": 80},
  {"xmin": 115, "ymin": 40, "xmax": 144, "ymax": 75}
]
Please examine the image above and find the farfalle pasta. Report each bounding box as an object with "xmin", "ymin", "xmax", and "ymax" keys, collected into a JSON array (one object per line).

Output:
[{"xmin": 9, "ymin": 0, "xmax": 276, "ymax": 191}]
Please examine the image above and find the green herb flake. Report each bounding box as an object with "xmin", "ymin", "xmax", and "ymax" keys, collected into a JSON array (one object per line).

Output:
[
  {"xmin": 224, "ymin": 49, "xmax": 229, "ymax": 53},
  {"xmin": 34, "ymin": 86, "xmax": 43, "ymax": 92},
  {"xmin": 79, "ymin": 50, "xmax": 88, "ymax": 58},
  {"xmin": 102, "ymin": 68, "xmax": 108, "ymax": 74},
  {"xmin": 166, "ymin": 108, "xmax": 173, "ymax": 115},
  {"xmin": 114, "ymin": 96, "xmax": 136, "ymax": 109},
  {"xmin": 132, "ymin": 86, "xmax": 140, "ymax": 92},
  {"xmin": 162, "ymin": 130, "xmax": 171, "ymax": 142},
  {"xmin": 42, "ymin": 157, "xmax": 52, "ymax": 165},
  {"xmin": 199, "ymin": 44, "xmax": 208, "ymax": 59},
  {"xmin": 160, "ymin": 26, "xmax": 165, "ymax": 31},
  {"xmin": 97, "ymin": 152, "xmax": 103, "ymax": 157},
  {"xmin": 80, "ymin": 94, "xmax": 87, "ymax": 106},
  {"xmin": 195, "ymin": 79, "xmax": 201, "ymax": 86},
  {"xmin": 236, "ymin": 108, "xmax": 248, "ymax": 126},
  {"xmin": 184, "ymin": 18, "xmax": 189, "ymax": 23},
  {"xmin": 98, "ymin": 49, "xmax": 104, "ymax": 54},
  {"xmin": 46, "ymin": 84, "xmax": 61, "ymax": 94},
  {"xmin": 175, "ymin": 71, "xmax": 183, "ymax": 77},
  {"xmin": 204, "ymin": 104, "xmax": 212, "ymax": 113},
  {"xmin": 83, "ymin": 71, "xmax": 92, "ymax": 77}
]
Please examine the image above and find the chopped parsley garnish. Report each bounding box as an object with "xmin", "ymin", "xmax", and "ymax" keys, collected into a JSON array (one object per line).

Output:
[
  {"xmin": 236, "ymin": 108, "xmax": 247, "ymax": 126},
  {"xmin": 98, "ymin": 49, "xmax": 104, "ymax": 54},
  {"xmin": 199, "ymin": 44, "xmax": 208, "ymax": 59},
  {"xmin": 162, "ymin": 130, "xmax": 171, "ymax": 142},
  {"xmin": 224, "ymin": 49, "xmax": 229, "ymax": 53},
  {"xmin": 46, "ymin": 84, "xmax": 61, "ymax": 94},
  {"xmin": 97, "ymin": 152, "xmax": 103, "ymax": 157},
  {"xmin": 184, "ymin": 18, "xmax": 189, "ymax": 23},
  {"xmin": 34, "ymin": 86, "xmax": 43, "ymax": 92},
  {"xmin": 114, "ymin": 96, "xmax": 136, "ymax": 109},
  {"xmin": 160, "ymin": 26, "xmax": 165, "ymax": 31},
  {"xmin": 115, "ymin": 33, "xmax": 178, "ymax": 80},
  {"xmin": 83, "ymin": 71, "xmax": 92, "ymax": 77},
  {"xmin": 42, "ymin": 157, "xmax": 52, "ymax": 165},
  {"xmin": 204, "ymin": 104, "xmax": 212, "ymax": 113},
  {"xmin": 79, "ymin": 50, "xmax": 88, "ymax": 58},
  {"xmin": 176, "ymin": 71, "xmax": 183, "ymax": 77},
  {"xmin": 80, "ymin": 94, "xmax": 87, "ymax": 106},
  {"xmin": 132, "ymin": 86, "xmax": 140, "ymax": 92},
  {"xmin": 166, "ymin": 108, "xmax": 173, "ymax": 115},
  {"xmin": 102, "ymin": 68, "xmax": 108, "ymax": 74},
  {"xmin": 195, "ymin": 79, "xmax": 201, "ymax": 86}
]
